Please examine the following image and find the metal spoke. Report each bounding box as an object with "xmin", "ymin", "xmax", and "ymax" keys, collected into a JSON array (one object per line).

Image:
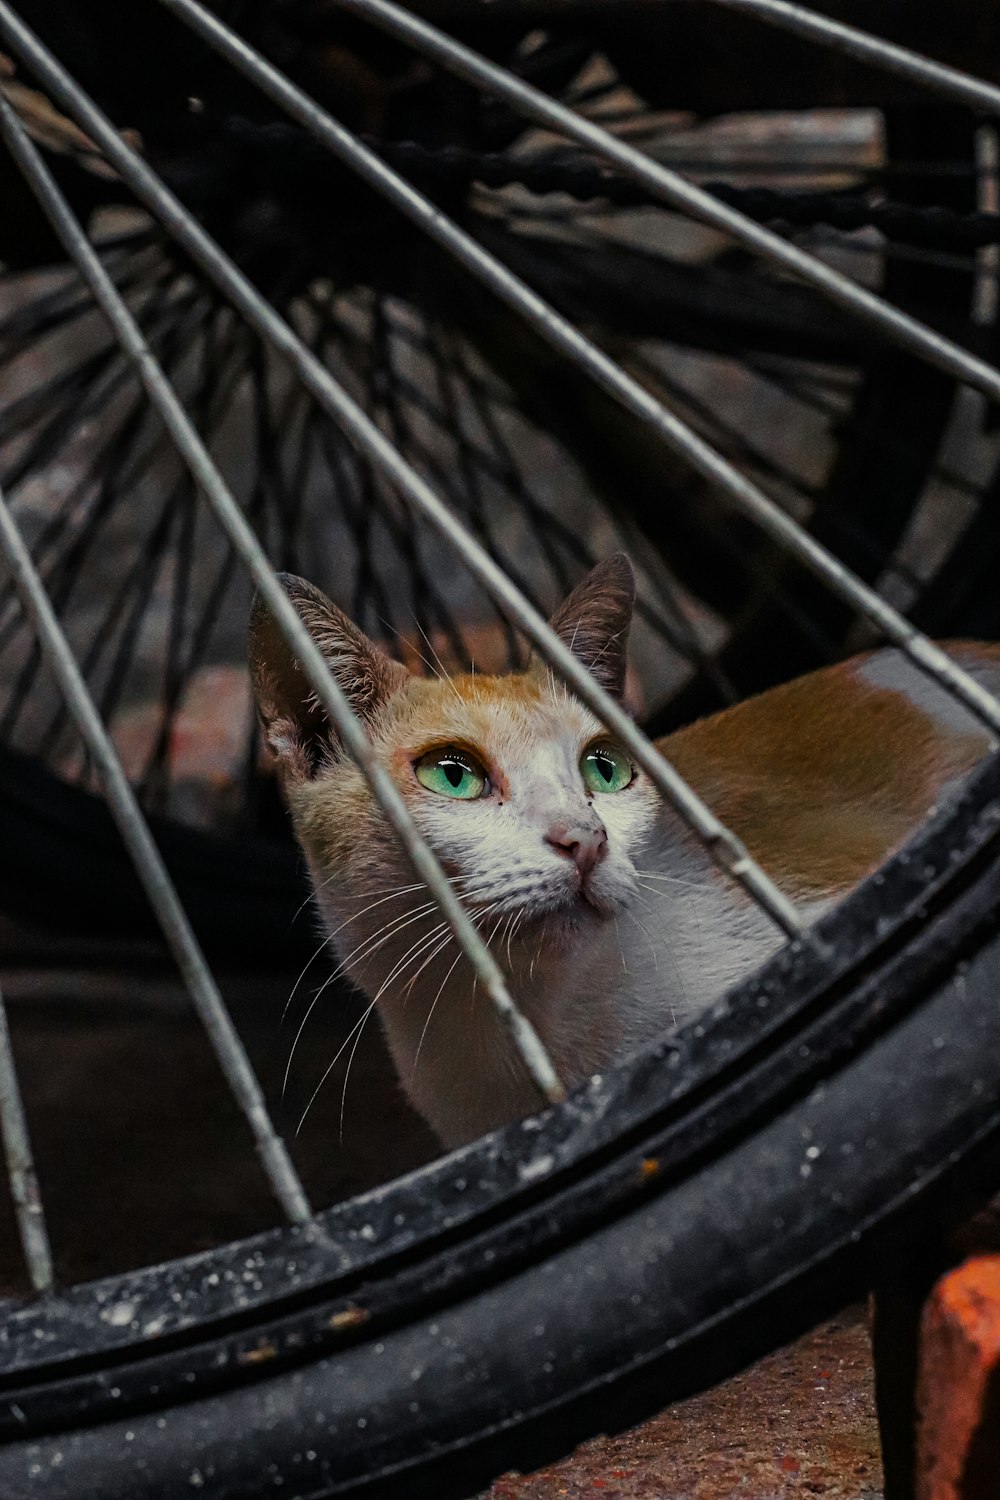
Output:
[
  {"xmin": 0, "ymin": 99, "xmax": 313, "ymax": 1231},
  {"xmin": 0, "ymin": 1, "xmax": 811, "ymax": 940},
  {"xmin": 0, "ymin": 72, "xmax": 568, "ymax": 1108},
  {"xmin": 704, "ymin": 0, "xmax": 1000, "ymax": 119},
  {"xmin": 0, "ymin": 984, "xmax": 53, "ymax": 1293},
  {"xmin": 0, "ymin": 463, "xmax": 313, "ymax": 1225}
]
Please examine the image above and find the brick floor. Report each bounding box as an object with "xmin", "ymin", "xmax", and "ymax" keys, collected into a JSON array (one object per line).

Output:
[{"xmin": 483, "ymin": 1309, "xmax": 882, "ymax": 1499}]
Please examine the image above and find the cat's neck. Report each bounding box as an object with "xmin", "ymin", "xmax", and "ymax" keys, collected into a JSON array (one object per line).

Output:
[{"xmin": 320, "ymin": 824, "xmax": 784, "ymax": 1148}]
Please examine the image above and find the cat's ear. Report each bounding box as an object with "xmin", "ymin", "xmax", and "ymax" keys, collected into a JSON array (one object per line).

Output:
[
  {"xmin": 248, "ymin": 574, "xmax": 408, "ymax": 781},
  {"xmin": 537, "ymin": 553, "xmax": 635, "ymax": 699}
]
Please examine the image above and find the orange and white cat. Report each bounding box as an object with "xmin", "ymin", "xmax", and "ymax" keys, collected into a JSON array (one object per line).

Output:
[{"xmin": 249, "ymin": 556, "xmax": 998, "ymax": 1148}]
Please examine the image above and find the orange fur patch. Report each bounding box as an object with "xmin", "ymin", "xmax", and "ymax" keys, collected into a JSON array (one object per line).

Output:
[{"xmin": 661, "ymin": 650, "xmax": 995, "ymax": 898}]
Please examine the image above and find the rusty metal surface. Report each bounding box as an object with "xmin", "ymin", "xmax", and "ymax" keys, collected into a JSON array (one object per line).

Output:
[{"xmin": 483, "ymin": 1309, "xmax": 882, "ymax": 1499}]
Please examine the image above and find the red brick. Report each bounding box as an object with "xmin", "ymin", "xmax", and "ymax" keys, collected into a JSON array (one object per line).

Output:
[{"xmin": 916, "ymin": 1256, "xmax": 1000, "ymax": 1499}]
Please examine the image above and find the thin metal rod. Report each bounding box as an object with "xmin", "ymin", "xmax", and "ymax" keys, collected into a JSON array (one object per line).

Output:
[
  {"xmin": 0, "ymin": 77, "xmax": 567, "ymax": 1105},
  {"xmin": 706, "ymin": 0, "xmax": 1000, "ymax": 121},
  {"xmin": 0, "ymin": 984, "xmax": 54, "ymax": 1293},
  {"xmin": 0, "ymin": 476, "xmax": 313, "ymax": 1226},
  {"xmin": 0, "ymin": 2, "xmax": 809, "ymax": 941},
  {"xmin": 141, "ymin": 0, "xmax": 1000, "ymax": 743},
  {"xmin": 0, "ymin": 106, "xmax": 314, "ymax": 1226}
]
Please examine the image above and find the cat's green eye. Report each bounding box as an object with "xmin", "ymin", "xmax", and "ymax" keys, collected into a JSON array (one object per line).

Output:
[
  {"xmin": 581, "ymin": 742, "xmax": 634, "ymax": 795},
  {"xmin": 415, "ymin": 748, "xmax": 488, "ymax": 800}
]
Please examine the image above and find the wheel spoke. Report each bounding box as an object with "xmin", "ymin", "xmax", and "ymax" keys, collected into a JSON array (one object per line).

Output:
[{"xmin": 0, "ymin": 985, "xmax": 53, "ymax": 1293}]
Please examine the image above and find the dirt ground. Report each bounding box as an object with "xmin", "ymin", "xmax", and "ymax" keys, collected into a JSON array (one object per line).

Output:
[{"xmin": 482, "ymin": 1310, "xmax": 881, "ymax": 1500}]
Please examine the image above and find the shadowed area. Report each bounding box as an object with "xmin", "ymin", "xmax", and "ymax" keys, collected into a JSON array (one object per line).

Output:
[{"xmin": 0, "ymin": 957, "xmax": 438, "ymax": 1292}]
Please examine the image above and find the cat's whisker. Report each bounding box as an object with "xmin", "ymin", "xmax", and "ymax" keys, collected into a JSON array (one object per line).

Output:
[
  {"xmin": 458, "ymin": 897, "xmax": 510, "ymax": 1019},
  {"xmin": 631, "ymin": 884, "xmax": 688, "ymax": 1000},
  {"xmin": 338, "ymin": 905, "xmax": 462, "ymax": 1007},
  {"xmin": 289, "ymin": 864, "xmax": 420, "ymax": 923},
  {"xmin": 481, "ymin": 906, "xmax": 512, "ymax": 969},
  {"xmin": 404, "ymin": 928, "xmax": 457, "ymax": 995},
  {"xmin": 632, "ymin": 869, "xmax": 710, "ymax": 891},
  {"xmin": 281, "ymin": 929, "xmax": 339, "ymax": 1028},
  {"xmin": 280, "ymin": 882, "xmax": 429, "ymax": 1026},
  {"xmin": 296, "ymin": 911, "xmax": 466, "ymax": 1135},
  {"xmin": 625, "ymin": 886, "xmax": 655, "ymax": 913},
  {"xmin": 624, "ymin": 907, "xmax": 659, "ymax": 971},
  {"xmin": 283, "ymin": 900, "xmax": 444, "ymax": 1097},
  {"xmin": 292, "ymin": 879, "xmax": 497, "ymax": 1100},
  {"xmin": 612, "ymin": 914, "xmax": 628, "ymax": 975},
  {"xmin": 290, "ymin": 887, "xmax": 320, "ymax": 926},
  {"xmin": 373, "ymin": 921, "xmax": 453, "ymax": 1007},
  {"xmin": 506, "ymin": 909, "xmax": 525, "ymax": 968},
  {"xmin": 491, "ymin": 911, "xmax": 509, "ymax": 961},
  {"xmin": 401, "ymin": 899, "xmax": 505, "ymax": 1014},
  {"xmin": 411, "ymin": 945, "xmax": 465, "ymax": 1083},
  {"xmin": 299, "ymin": 870, "xmax": 426, "ymax": 911},
  {"xmin": 284, "ymin": 875, "xmax": 435, "ymax": 1011},
  {"xmin": 499, "ymin": 910, "xmax": 517, "ymax": 968},
  {"xmin": 343, "ymin": 880, "xmax": 428, "ymax": 903},
  {"xmin": 338, "ymin": 995, "xmax": 382, "ymax": 1146},
  {"xmin": 632, "ymin": 878, "xmax": 669, "ymax": 900},
  {"xmin": 283, "ymin": 983, "xmax": 331, "ymax": 1100},
  {"xmin": 333, "ymin": 901, "xmax": 440, "ymax": 982},
  {"xmin": 632, "ymin": 877, "xmax": 700, "ymax": 984},
  {"xmin": 633, "ymin": 876, "xmax": 687, "ymax": 903},
  {"xmin": 287, "ymin": 865, "xmax": 402, "ymax": 923},
  {"xmin": 399, "ymin": 924, "xmax": 459, "ymax": 1003},
  {"xmin": 303, "ymin": 869, "xmax": 483, "ymax": 935},
  {"xmin": 294, "ymin": 995, "xmax": 379, "ymax": 1138},
  {"xmin": 406, "ymin": 886, "xmax": 517, "ymax": 1096},
  {"xmin": 413, "ymin": 619, "xmax": 465, "ymax": 708}
]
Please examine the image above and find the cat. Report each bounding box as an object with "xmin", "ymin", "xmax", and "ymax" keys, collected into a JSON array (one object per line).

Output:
[{"xmin": 249, "ymin": 555, "xmax": 998, "ymax": 1149}]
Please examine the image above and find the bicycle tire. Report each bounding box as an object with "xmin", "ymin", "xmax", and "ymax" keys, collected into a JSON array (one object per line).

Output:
[{"xmin": 0, "ymin": 745, "xmax": 997, "ymax": 1496}]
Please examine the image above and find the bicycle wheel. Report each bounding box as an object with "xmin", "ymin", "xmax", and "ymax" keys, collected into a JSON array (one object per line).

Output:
[
  {"xmin": 1, "ymin": 749, "xmax": 999, "ymax": 1497},
  {"xmin": 1, "ymin": 2, "xmax": 1000, "ymax": 1498}
]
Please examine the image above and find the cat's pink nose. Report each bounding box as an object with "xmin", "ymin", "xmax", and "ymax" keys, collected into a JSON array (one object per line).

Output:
[{"xmin": 546, "ymin": 824, "xmax": 608, "ymax": 880}]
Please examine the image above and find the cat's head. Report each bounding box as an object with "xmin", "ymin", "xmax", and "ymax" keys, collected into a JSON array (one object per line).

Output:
[{"xmin": 248, "ymin": 556, "xmax": 656, "ymax": 943}]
